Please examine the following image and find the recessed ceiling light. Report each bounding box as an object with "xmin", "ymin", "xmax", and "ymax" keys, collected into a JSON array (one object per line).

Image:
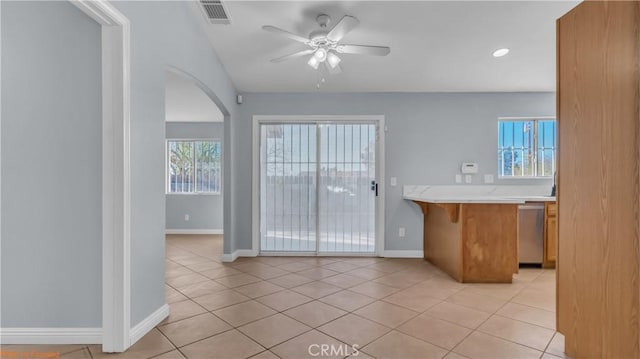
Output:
[{"xmin": 493, "ymin": 48, "xmax": 510, "ymax": 57}]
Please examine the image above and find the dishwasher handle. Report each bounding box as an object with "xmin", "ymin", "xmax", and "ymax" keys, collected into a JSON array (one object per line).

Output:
[{"xmin": 518, "ymin": 204, "xmax": 545, "ymax": 210}]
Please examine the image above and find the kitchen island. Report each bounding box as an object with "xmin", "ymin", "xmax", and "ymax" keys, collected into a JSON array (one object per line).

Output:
[{"xmin": 404, "ymin": 185, "xmax": 555, "ymax": 283}]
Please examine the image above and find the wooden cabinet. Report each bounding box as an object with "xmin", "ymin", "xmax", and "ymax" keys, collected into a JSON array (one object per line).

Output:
[
  {"xmin": 557, "ymin": 2, "xmax": 640, "ymax": 357},
  {"xmin": 415, "ymin": 201, "xmax": 518, "ymax": 283},
  {"xmin": 543, "ymin": 202, "xmax": 556, "ymax": 267},
  {"xmin": 545, "ymin": 217, "xmax": 556, "ymax": 262}
]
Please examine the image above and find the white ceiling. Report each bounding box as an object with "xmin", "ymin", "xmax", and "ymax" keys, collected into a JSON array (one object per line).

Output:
[
  {"xmin": 195, "ymin": 0, "xmax": 579, "ymax": 93},
  {"xmin": 165, "ymin": 71, "xmax": 224, "ymax": 122}
]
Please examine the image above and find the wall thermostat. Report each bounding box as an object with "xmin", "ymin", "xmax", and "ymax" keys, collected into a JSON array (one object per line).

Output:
[{"xmin": 461, "ymin": 162, "xmax": 479, "ymax": 174}]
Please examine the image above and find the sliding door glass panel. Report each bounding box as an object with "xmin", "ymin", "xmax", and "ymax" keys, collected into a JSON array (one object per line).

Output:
[
  {"xmin": 260, "ymin": 122, "xmax": 376, "ymax": 254},
  {"xmin": 260, "ymin": 124, "xmax": 317, "ymax": 252},
  {"xmin": 319, "ymin": 124, "xmax": 376, "ymax": 253}
]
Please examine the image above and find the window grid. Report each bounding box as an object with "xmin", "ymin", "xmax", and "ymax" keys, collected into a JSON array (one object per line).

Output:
[
  {"xmin": 167, "ymin": 139, "xmax": 221, "ymax": 194},
  {"xmin": 498, "ymin": 119, "xmax": 556, "ymax": 178}
]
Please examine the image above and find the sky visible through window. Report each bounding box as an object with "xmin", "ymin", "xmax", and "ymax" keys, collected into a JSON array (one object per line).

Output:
[
  {"xmin": 263, "ymin": 124, "xmax": 375, "ymax": 176},
  {"xmin": 498, "ymin": 119, "xmax": 556, "ymax": 177}
]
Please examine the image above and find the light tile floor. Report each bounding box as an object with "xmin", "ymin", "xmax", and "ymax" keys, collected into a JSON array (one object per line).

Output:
[{"xmin": 3, "ymin": 235, "xmax": 568, "ymax": 359}]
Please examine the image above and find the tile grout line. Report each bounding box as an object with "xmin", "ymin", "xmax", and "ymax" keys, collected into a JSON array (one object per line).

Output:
[
  {"xmin": 448, "ymin": 277, "xmax": 557, "ymax": 357},
  {"xmin": 145, "ymin": 329, "xmax": 182, "ymax": 359},
  {"xmin": 165, "ymin": 274, "xmax": 404, "ymax": 357},
  {"xmin": 167, "ymin": 237, "xmax": 559, "ymax": 359},
  {"xmin": 448, "ymin": 286, "xmax": 516, "ymax": 357},
  {"xmin": 245, "ymin": 278, "xmax": 442, "ymax": 355}
]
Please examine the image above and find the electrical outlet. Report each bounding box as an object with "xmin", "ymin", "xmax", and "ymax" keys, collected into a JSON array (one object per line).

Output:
[
  {"xmin": 184, "ymin": 214, "xmax": 190, "ymax": 221},
  {"xmin": 455, "ymin": 174, "xmax": 462, "ymax": 183},
  {"xmin": 484, "ymin": 174, "xmax": 494, "ymax": 183},
  {"xmin": 465, "ymin": 175, "xmax": 473, "ymax": 184},
  {"xmin": 390, "ymin": 177, "xmax": 397, "ymax": 186},
  {"xmin": 399, "ymin": 227, "xmax": 406, "ymax": 237}
]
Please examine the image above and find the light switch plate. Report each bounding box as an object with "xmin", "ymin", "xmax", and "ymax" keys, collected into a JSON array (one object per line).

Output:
[
  {"xmin": 399, "ymin": 227, "xmax": 406, "ymax": 237},
  {"xmin": 390, "ymin": 177, "xmax": 397, "ymax": 186},
  {"xmin": 465, "ymin": 175, "xmax": 473, "ymax": 184},
  {"xmin": 484, "ymin": 174, "xmax": 494, "ymax": 183},
  {"xmin": 455, "ymin": 174, "xmax": 462, "ymax": 183}
]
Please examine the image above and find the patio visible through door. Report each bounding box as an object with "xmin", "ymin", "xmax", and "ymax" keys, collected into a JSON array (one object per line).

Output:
[{"xmin": 259, "ymin": 120, "xmax": 379, "ymax": 255}]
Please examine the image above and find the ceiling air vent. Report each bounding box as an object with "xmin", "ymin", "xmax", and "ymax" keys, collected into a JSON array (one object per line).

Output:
[{"xmin": 199, "ymin": 0, "xmax": 231, "ymax": 24}]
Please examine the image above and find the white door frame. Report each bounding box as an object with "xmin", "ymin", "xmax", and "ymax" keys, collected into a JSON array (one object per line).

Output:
[
  {"xmin": 252, "ymin": 115, "xmax": 385, "ymax": 257},
  {"xmin": 71, "ymin": 0, "xmax": 131, "ymax": 353}
]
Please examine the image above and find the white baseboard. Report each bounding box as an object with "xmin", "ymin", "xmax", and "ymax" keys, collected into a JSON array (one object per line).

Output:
[
  {"xmin": 221, "ymin": 249, "xmax": 257, "ymax": 262},
  {"xmin": 382, "ymin": 250, "xmax": 424, "ymax": 258},
  {"xmin": 221, "ymin": 253, "xmax": 236, "ymax": 262},
  {"xmin": 165, "ymin": 229, "xmax": 223, "ymax": 235},
  {"xmin": 221, "ymin": 249, "xmax": 422, "ymax": 261},
  {"xmin": 0, "ymin": 327, "xmax": 102, "ymax": 344},
  {"xmin": 129, "ymin": 304, "xmax": 170, "ymax": 346}
]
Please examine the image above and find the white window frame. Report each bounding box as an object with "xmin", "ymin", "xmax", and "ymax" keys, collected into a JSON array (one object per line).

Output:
[
  {"xmin": 165, "ymin": 138, "xmax": 222, "ymax": 195},
  {"xmin": 497, "ymin": 116, "xmax": 557, "ymax": 179}
]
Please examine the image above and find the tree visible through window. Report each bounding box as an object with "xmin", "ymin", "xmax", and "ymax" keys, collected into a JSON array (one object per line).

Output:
[
  {"xmin": 498, "ymin": 118, "xmax": 556, "ymax": 177},
  {"xmin": 167, "ymin": 140, "xmax": 221, "ymax": 193}
]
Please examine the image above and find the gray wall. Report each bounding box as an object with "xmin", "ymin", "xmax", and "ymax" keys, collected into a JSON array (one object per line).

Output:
[
  {"xmin": 0, "ymin": 0, "xmax": 555, "ymax": 333},
  {"xmin": 234, "ymin": 92, "xmax": 555, "ymax": 252},
  {"xmin": 0, "ymin": 0, "xmax": 238, "ymax": 330},
  {"xmin": 111, "ymin": 1, "xmax": 238, "ymax": 326},
  {"xmin": 166, "ymin": 122, "xmax": 223, "ymax": 231},
  {"xmin": 1, "ymin": 1, "xmax": 102, "ymax": 327}
]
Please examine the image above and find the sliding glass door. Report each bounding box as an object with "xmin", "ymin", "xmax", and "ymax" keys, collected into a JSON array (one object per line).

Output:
[
  {"xmin": 259, "ymin": 121, "xmax": 378, "ymax": 255},
  {"xmin": 260, "ymin": 124, "xmax": 318, "ymax": 252}
]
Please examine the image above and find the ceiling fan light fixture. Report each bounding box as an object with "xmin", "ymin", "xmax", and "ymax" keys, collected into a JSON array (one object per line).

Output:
[
  {"xmin": 307, "ymin": 56, "xmax": 320, "ymax": 69},
  {"xmin": 327, "ymin": 51, "xmax": 341, "ymax": 68},
  {"xmin": 263, "ymin": 14, "xmax": 390, "ymax": 80},
  {"xmin": 493, "ymin": 48, "xmax": 510, "ymax": 57},
  {"xmin": 314, "ymin": 48, "xmax": 328, "ymax": 62}
]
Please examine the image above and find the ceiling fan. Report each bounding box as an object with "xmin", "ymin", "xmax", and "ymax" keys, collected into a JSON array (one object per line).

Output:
[{"xmin": 263, "ymin": 14, "xmax": 391, "ymax": 74}]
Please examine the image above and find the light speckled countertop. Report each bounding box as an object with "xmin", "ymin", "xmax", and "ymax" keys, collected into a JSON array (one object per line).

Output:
[{"xmin": 403, "ymin": 185, "xmax": 556, "ymax": 204}]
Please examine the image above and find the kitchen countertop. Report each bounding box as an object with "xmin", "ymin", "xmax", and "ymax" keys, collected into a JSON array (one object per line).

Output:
[{"xmin": 403, "ymin": 185, "xmax": 556, "ymax": 204}]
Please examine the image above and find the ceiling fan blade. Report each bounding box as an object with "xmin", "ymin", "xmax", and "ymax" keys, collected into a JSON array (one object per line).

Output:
[
  {"xmin": 326, "ymin": 15, "xmax": 359, "ymax": 42},
  {"xmin": 324, "ymin": 61, "xmax": 342, "ymax": 75},
  {"xmin": 270, "ymin": 49, "xmax": 314, "ymax": 63},
  {"xmin": 262, "ymin": 25, "xmax": 310, "ymax": 44},
  {"xmin": 336, "ymin": 44, "xmax": 390, "ymax": 56}
]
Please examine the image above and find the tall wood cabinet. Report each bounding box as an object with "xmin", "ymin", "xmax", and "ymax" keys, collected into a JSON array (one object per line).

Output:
[{"xmin": 556, "ymin": 1, "xmax": 640, "ymax": 357}]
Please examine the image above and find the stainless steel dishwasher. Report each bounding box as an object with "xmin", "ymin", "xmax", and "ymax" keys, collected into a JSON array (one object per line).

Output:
[{"xmin": 518, "ymin": 204, "xmax": 545, "ymax": 264}]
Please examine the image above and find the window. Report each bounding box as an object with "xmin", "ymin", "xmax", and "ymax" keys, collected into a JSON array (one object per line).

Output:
[
  {"xmin": 498, "ymin": 118, "xmax": 556, "ymax": 178},
  {"xmin": 167, "ymin": 140, "xmax": 221, "ymax": 194}
]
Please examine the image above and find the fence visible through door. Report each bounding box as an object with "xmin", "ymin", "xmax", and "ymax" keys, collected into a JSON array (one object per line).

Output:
[{"xmin": 259, "ymin": 121, "xmax": 378, "ymax": 254}]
